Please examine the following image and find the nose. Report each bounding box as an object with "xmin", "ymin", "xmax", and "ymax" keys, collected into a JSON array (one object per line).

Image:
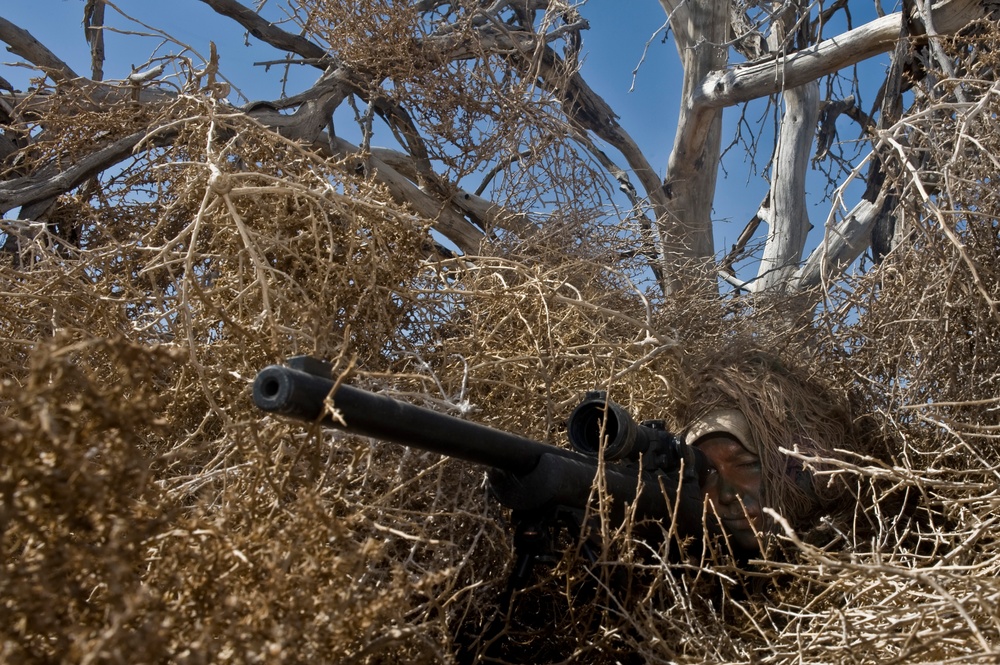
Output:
[{"xmin": 717, "ymin": 477, "xmax": 739, "ymax": 505}]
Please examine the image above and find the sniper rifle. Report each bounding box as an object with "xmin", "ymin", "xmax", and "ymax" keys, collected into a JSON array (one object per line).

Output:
[{"xmin": 252, "ymin": 356, "xmax": 707, "ymax": 585}]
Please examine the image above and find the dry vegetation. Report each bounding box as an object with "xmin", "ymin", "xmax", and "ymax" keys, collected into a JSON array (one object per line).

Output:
[{"xmin": 2, "ymin": 9, "xmax": 1000, "ymax": 665}]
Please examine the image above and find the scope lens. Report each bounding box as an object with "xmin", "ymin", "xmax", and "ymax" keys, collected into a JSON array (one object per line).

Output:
[{"xmin": 569, "ymin": 403, "xmax": 620, "ymax": 455}]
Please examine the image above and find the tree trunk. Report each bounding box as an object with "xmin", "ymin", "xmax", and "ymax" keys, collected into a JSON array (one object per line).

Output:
[
  {"xmin": 656, "ymin": 0, "xmax": 730, "ymax": 294},
  {"xmin": 755, "ymin": 80, "xmax": 819, "ymax": 293}
]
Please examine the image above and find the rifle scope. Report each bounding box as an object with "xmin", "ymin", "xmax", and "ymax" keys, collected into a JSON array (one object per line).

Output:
[{"xmin": 567, "ymin": 391, "xmax": 674, "ymax": 462}]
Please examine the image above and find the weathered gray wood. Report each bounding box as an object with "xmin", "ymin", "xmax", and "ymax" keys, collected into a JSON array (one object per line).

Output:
[
  {"xmin": 0, "ymin": 16, "xmax": 78, "ymax": 80},
  {"xmin": 697, "ymin": 0, "xmax": 983, "ymax": 109},
  {"xmin": 755, "ymin": 81, "xmax": 819, "ymax": 293},
  {"xmin": 754, "ymin": 0, "xmax": 819, "ymax": 295},
  {"xmin": 791, "ymin": 198, "xmax": 883, "ymax": 292},
  {"xmin": 0, "ymin": 0, "xmax": 988, "ymax": 301},
  {"xmin": 656, "ymin": 0, "xmax": 730, "ymax": 293},
  {"xmin": 325, "ymin": 136, "xmax": 486, "ymax": 252}
]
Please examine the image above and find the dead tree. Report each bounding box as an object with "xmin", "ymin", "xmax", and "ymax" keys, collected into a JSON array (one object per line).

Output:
[{"xmin": 0, "ymin": 0, "xmax": 989, "ymax": 304}]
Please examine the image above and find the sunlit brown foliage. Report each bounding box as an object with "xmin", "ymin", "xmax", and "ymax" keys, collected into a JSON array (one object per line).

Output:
[{"xmin": 2, "ymin": 14, "xmax": 1000, "ymax": 665}]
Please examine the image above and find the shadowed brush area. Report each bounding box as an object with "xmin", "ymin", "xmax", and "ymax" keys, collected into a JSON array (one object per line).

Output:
[{"xmin": 2, "ymin": 33, "xmax": 1000, "ymax": 665}]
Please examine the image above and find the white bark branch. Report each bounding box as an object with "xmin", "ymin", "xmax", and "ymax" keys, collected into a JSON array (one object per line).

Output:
[
  {"xmin": 790, "ymin": 197, "xmax": 883, "ymax": 292},
  {"xmin": 697, "ymin": 0, "xmax": 984, "ymax": 109},
  {"xmin": 655, "ymin": 0, "xmax": 730, "ymax": 292},
  {"xmin": 755, "ymin": 80, "xmax": 819, "ymax": 293}
]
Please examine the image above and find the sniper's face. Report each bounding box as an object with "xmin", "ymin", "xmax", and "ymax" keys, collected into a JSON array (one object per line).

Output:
[{"xmin": 696, "ymin": 435, "xmax": 764, "ymax": 554}]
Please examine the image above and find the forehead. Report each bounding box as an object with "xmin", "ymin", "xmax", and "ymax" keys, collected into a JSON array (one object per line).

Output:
[{"xmin": 694, "ymin": 434, "xmax": 755, "ymax": 461}]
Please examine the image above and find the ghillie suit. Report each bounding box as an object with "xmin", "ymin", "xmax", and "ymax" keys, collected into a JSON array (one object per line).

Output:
[{"xmin": 677, "ymin": 345, "xmax": 870, "ymax": 556}]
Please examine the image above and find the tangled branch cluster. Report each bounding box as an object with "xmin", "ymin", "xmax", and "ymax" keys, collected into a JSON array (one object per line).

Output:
[{"xmin": 2, "ymin": 19, "xmax": 999, "ymax": 665}]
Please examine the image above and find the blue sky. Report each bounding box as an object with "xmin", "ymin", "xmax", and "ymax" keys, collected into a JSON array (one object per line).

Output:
[
  {"xmin": 2, "ymin": 1, "xmax": 888, "ymax": 264},
  {"xmin": 1, "ymin": 2, "xmax": 702, "ymax": 194}
]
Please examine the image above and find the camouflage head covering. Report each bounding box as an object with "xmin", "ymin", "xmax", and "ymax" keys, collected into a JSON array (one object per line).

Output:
[
  {"xmin": 684, "ymin": 409, "xmax": 754, "ymax": 453},
  {"xmin": 678, "ymin": 347, "xmax": 861, "ymax": 537}
]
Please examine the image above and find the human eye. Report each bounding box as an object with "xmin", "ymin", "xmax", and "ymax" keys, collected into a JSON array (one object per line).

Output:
[{"xmin": 700, "ymin": 465, "xmax": 719, "ymax": 485}]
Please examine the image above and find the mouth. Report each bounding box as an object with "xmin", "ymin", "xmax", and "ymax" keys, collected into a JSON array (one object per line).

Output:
[{"xmin": 720, "ymin": 516, "xmax": 757, "ymax": 532}]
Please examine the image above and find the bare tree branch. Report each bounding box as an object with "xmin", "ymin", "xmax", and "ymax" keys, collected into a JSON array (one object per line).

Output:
[
  {"xmin": 0, "ymin": 0, "xmax": 990, "ymax": 306},
  {"xmin": 697, "ymin": 0, "xmax": 984, "ymax": 109},
  {"xmin": 195, "ymin": 0, "xmax": 329, "ymax": 64},
  {"xmin": 84, "ymin": 0, "xmax": 106, "ymax": 81},
  {"xmin": 0, "ymin": 128, "xmax": 165, "ymax": 214},
  {"xmin": 755, "ymin": 81, "xmax": 819, "ymax": 293},
  {"xmin": 371, "ymin": 146, "xmax": 538, "ymax": 237},
  {"xmin": 753, "ymin": 0, "xmax": 819, "ymax": 295},
  {"xmin": 791, "ymin": 196, "xmax": 883, "ymax": 292},
  {"xmin": 323, "ymin": 135, "xmax": 485, "ymax": 252},
  {"xmin": 0, "ymin": 16, "xmax": 79, "ymax": 80}
]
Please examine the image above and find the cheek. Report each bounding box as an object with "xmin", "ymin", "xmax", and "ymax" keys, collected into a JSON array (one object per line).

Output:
[
  {"xmin": 735, "ymin": 471, "xmax": 763, "ymax": 504},
  {"xmin": 701, "ymin": 478, "xmax": 731, "ymax": 513},
  {"xmin": 700, "ymin": 477, "xmax": 719, "ymax": 503}
]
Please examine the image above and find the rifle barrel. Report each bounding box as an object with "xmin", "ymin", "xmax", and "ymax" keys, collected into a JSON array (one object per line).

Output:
[{"xmin": 253, "ymin": 364, "xmax": 578, "ymax": 475}]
